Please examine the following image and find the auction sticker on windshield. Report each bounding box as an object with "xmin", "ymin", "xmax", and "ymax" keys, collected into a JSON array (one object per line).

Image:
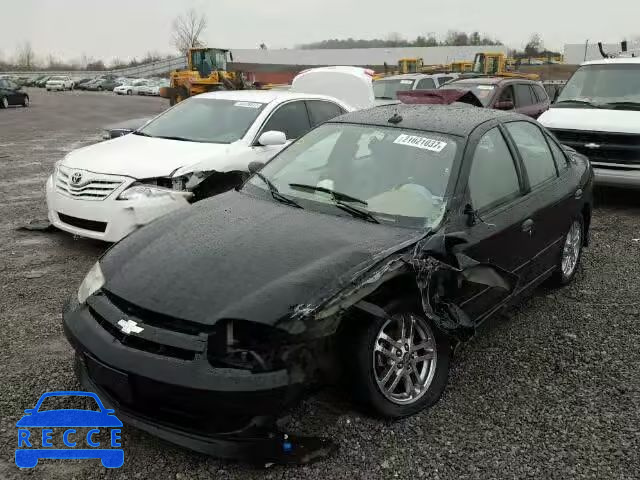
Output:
[
  {"xmin": 394, "ymin": 134, "xmax": 447, "ymax": 152},
  {"xmin": 234, "ymin": 101, "xmax": 263, "ymax": 108}
]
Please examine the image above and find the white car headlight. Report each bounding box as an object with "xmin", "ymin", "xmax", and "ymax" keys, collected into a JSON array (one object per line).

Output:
[
  {"xmin": 118, "ymin": 185, "xmax": 175, "ymax": 201},
  {"xmin": 77, "ymin": 262, "xmax": 105, "ymax": 304}
]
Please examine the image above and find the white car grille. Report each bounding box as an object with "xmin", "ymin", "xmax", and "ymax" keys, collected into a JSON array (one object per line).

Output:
[{"xmin": 56, "ymin": 166, "xmax": 126, "ymax": 201}]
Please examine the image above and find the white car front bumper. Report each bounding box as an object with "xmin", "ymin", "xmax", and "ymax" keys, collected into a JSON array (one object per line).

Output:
[
  {"xmin": 45, "ymin": 174, "xmax": 191, "ymax": 242},
  {"xmin": 47, "ymin": 84, "xmax": 64, "ymax": 90}
]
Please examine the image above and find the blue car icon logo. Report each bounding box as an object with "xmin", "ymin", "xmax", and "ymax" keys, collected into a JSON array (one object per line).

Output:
[{"xmin": 16, "ymin": 391, "xmax": 124, "ymax": 468}]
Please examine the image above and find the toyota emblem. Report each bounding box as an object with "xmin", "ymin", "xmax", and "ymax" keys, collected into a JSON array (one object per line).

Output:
[{"xmin": 71, "ymin": 172, "xmax": 83, "ymax": 185}]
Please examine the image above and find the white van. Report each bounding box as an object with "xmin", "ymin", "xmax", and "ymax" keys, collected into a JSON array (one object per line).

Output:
[{"xmin": 538, "ymin": 57, "xmax": 640, "ymax": 188}]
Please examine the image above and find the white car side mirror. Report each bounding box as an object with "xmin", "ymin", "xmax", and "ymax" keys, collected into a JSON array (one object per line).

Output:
[{"xmin": 258, "ymin": 130, "xmax": 287, "ymax": 146}]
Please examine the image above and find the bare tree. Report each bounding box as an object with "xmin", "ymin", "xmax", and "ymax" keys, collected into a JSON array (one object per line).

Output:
[
  {"xmin": 172, "ymin": 8, "xmax": 208, "ymax": 55},
  {"xmin": 16, "ymin": 41, "xmax": 35, "ymax": 70}
]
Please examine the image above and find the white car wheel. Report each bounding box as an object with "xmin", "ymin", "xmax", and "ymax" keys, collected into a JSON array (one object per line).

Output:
[{"xmin": 1, "ymin": 97, "xmax": 8, "ymax": 109}]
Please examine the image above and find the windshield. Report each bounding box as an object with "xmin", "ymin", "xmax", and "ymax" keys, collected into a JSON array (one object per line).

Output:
[
  {"xmin": 373, "ymin": 79, "xmax": 415, "ymax": 99},
  {"xmin": 50, "ymin": 76, "xmax": 65, "ymax": 81},
  {"xmin": 246, "ymin": 123, "xmax": 460, "ymax": 229},
  {"xmin": 439, "ymin": 82, "xmax": 496, "ymax": 106},
  {"xmin": 555, "ymin": 63, "xmax": 640, "ymax": 108},
  {"xmin": 138, "ymin": 98, "xmax": 266, "ymax": 143}
]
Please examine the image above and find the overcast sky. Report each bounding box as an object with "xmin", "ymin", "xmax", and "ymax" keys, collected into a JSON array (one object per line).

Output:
[{"xmin": 1, "ymin": 0, "xmax": 638, "ymax": 63}]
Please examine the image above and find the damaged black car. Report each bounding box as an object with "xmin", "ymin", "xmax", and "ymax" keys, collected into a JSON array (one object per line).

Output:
[{"xmin": 63, "ymin": 104, "xmax": 593, "ymax": 463}]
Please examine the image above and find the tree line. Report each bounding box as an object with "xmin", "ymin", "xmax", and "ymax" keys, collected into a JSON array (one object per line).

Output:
[{"xmin": 298, "ymin": 31, "xmax": 503, "ymax": 49}]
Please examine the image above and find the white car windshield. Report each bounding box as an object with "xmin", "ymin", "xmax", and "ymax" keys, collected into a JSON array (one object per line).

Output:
[
  {"xmin": 247, "ymin": 123, "xmax": 460, "ymax": 229},
  {"xmin": 137, "ymin": 98, "xmax": 267, "ymax": 143},
  {"xmin": 555, "ymin": 63, "xmax": 640, "ymax": 109}
]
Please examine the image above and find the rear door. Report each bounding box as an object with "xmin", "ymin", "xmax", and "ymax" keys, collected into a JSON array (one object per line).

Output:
[
  {"xmin": 502, "ymin": 120, "xmax": 576, "ymax": 283},
  {"xmin": 453, "ymin": 125, "xmax": 538, "ymax": 321}
]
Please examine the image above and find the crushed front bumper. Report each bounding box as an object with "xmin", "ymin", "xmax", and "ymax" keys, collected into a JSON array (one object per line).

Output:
[{"xmin": 63, "ymin": 297, "xmax": 334, "ymax": 463}]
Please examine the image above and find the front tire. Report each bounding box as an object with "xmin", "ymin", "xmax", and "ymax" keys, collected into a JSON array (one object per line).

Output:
[
  {"xmin": 550, "ymin": 217, "xmax": 584, "ymax": 286},
  {"xmin": 127, "ymin": 90, "xmax": 132, "ymax": 95},
  {"xmin": 350, "ymin": 297, "xmax": 450, "ymax": 419},
  {"xmin": 22, "ymin": 96, "xmax": 29, "ymax": 107},
  {"xmin": 0, "ymin": 97, "xmax": 8, "ymax": 109}
]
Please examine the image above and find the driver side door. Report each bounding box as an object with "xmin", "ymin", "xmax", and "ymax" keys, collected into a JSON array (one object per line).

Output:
[{"xmin": 453, "ymin": 125, "xmax": 538, "ymax": 322}]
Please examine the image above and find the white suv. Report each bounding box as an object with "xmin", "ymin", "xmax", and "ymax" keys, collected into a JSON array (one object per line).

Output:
[{"xmin": 539, "ymin": 56, "xmax": 640, "ymax": 188}]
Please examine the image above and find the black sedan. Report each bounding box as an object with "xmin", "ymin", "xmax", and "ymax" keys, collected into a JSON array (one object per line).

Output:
[
  {"xmin": 63, "ymin": 104, "xmax": 593, "ymax": 463},
  {"xmin": 0, "ymin": 78, "xmax": 29, "ymax": 108}
]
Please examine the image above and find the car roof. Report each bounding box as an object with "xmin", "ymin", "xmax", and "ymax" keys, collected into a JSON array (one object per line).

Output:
[
  {"xmin": 196, "ymin": 89, "xmax": 346, "ymax": 104},
  {"xmin": 448, "ymin": 76, "xmax": 537, "ymax": 86},
  {"xmin": 379, "ymin": 73, "xmax": 455, "ymax": 80},
  {"xmin": 331, "ymin": 103, "xmax": 522, "ymax": 137},
  {"xmin": 582, "ymin": 56, "xmax": 640, "ymax": 66}
]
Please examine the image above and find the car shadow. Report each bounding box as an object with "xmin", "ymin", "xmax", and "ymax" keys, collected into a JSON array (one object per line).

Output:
[{"xmin": 594, "ymin": 186, "xmax": 640, "ymax": 210}]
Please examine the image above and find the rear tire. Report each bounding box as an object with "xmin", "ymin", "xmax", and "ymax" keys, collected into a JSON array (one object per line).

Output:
[
  {"xmin": 549, "ymin": 216, "xmax": 584, "ymax": 287},
  {"xmin": 349, "ymin": 297, "xmax": 450, "ymax": 419}
]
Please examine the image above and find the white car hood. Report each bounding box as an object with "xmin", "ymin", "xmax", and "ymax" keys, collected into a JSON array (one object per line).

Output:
[
  {"xmin": 61, "ymin": 134, "xmax": 247, "ymax": 179},
  {"xmin": 539, "ymin": 107, "xmax": 640, "ymax": 134}
]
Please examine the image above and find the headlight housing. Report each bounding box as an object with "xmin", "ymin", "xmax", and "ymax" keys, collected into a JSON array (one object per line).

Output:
[
  {"xmin": 77, "ymin": 262, "xmax": 105, "ymax": 304},
  {"xmin": 118, "ymin": 184, "xmax": 175, "ymax": 201}
]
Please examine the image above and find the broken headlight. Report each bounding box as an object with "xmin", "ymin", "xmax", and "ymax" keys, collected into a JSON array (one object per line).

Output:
[
  {"xmin": 207, "ymin": 320, "xmax": 291, "ymax": 372},
  {"xmin": 77, "ymin": 262, "xmax": 105, "ymax": 304},
  {"xmin": 117, "ymin": 184, "xmax": 176, "ymax": 201}
]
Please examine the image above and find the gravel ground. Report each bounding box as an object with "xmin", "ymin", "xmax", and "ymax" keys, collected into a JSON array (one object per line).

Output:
[{"xmin": 1, "ymin": 89, "xmax": 639, "ymax": 480}]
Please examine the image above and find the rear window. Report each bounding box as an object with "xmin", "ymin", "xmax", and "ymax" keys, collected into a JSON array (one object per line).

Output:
[
  {"xmin": 440, "ymin": 82, "xmax": 497, "ymax": 106},
  {"xmin": 515, "ymin": 84, "xmax": 536, "ymax": 107},
  {"xmin": 416, "ymin": 78, "xmax": 436, "ymax": 89}
]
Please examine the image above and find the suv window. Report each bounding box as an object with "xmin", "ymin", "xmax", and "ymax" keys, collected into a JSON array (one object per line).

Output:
[
  {"xmin": 306, "ymin": 100, "xmax": 344, "ymax": 127},
  {"xmin": 261, "ymin": 101, "xmax": 311, "ymax": 140},
  {"xmin": 468, "ymin": 127, "xmax": 521, "ymax": 211},
  {"xmin": 514, "ymin": 84, "xmax": 535, "ymax": 107},
  {"xmin": 497, "ymin": 85, "xmax": 515, "ymax": 106},
  {"xmin": 438, "ymin": 76, "xmax": 453, "ymax": 85},
  {"xmin": 416, "ymin": 77, "xmax": 436, "ymax": 89},
  {"xmin": 532, "ymin": 84, "xmax": 548, "ymax": 103},
  {"xmin": 505, "ymin": 122, "xmax": 558, "ymax": 188}
]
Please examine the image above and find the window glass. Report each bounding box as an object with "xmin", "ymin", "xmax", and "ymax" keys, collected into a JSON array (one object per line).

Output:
[
  {"xmin": 416, "ymin": 78, "xmax": 436, "ymax": 89},
  {"xmin": 497, "ymin": 85, "xmax": 515, "ymax": 105},
  {"xmin": 533, "ymin": 84, "xmax": 548, "ymax": 103},
  {"xmin": 373, "ymin": 79, "xmax": 415, "ymax": 99},
  {"xmin": 515, "ymin": 84, "xmax": 535, "ymax": 107},
  {"xmin": 505, "ymin": 122, "xmax": 558, "ymax": 187},
  {"xmin": 248, "ymin": 124, "xmax": 460, "ymax": 229},
  {"xmin": 306, "ymin": 100, "xmax": 344, "ymax": 127},
  {"xmin": 262, "ymin": 101, "xmax": 311, "ymax": 140},
  {"xmin": 546, "ymin": 135, "xmax": 569, "ymax": 170},
  {"xmin": 438, "ymin": 76, "xmax": 453, "ymax": 85},
  {"xmin": 469, "ymin": 128, "xmax": 521, "ymax": 211}
]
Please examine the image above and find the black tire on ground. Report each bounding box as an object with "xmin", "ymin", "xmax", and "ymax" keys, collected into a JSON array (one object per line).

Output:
[
  {"xmin": 22, "ymin": 96, "xmax": 29, "ymax": 107},
  {"xmin": 548, "ymin": 216, "xmax": 585, "ymax": 287},
  {"xmin": 0, "ymin": 97, "xmax": 8, "ymax": 109},
  {"xmin": 349, "ymin": 297, "xmax": 450, "ymax": 419},
  {"xmin": 127, "ymin": 90, "xmax": 132, "ymax": 95}
]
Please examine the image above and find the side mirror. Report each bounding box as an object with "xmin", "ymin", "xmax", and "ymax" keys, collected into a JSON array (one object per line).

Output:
[
  {"xmin": 494, "ymin": 100, "xmax": 514, "ymax": 111},
  {"xmin": 257, "ymin": 130, "xmax": 286, "ymax": 146},
  {"xmin": 248, "ymin": 161, "xmax": 265, "ymax": 174}
]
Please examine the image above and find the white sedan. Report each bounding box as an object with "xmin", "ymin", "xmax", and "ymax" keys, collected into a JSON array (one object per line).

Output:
[
  {"xmin": 114, "ymin": 80, "xmax": 149, "ymax": 95},
  {"xmin": 46, "ymin": 76, "xmax": 74, "ymax": 91},
  {"xmin": 46, "ymin": 67, "xmax": 375, "ymax": 242}
]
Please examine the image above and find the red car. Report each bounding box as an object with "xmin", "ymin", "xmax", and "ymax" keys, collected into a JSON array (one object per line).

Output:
[{"xmin": 432, "ymin": 77, "xmax": 550, "ymax": 119}]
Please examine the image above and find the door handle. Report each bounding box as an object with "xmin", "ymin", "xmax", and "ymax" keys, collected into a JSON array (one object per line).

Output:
[{"xmin": 522, "ymin": 219, "xmax": 534, "ymax": 235}]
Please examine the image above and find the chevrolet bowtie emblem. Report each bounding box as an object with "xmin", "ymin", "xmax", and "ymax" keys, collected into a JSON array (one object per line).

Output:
[{"xmin": 117, "ymin": 319, "xmax": 144, "ymax": 335}]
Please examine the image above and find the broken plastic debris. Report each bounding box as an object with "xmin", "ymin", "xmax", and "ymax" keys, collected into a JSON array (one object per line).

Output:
[{"xmin": 17, "ymin": 219, "xmax": 57, "ymax": 232}]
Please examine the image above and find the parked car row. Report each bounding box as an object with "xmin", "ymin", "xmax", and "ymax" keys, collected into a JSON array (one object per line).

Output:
[{"xmin": 45, "ymin": 66, "xmax": 596, "ymax": 463}]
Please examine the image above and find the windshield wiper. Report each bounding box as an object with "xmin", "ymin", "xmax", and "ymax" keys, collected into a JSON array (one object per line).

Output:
[
  {"xmin": 600, "ymin": 101, "xmax": 640, "ymax": 110},
  {"xmin": 253, "ymin": 172, "xmax": 302, "ymax": 209},
  {"xmin": 288, "ymin": 183, "xmax": 379, "ymax": 223},
  {"xmin": 376, "ymin": 96, "xmax": 394, "ymax": 100},
  {"xmin": 288, "ymin": 183, "xmax": 368, "ymax": 205},
  {"xmin": 554, "ymin": 99, "xmax": 603, "ymax": 108},
  {"xmin": 154, "ymin": 135, "xmax": 196, "ymax": 142},
  {"xmin": 133, "ymin": 131, "xmax": 153, "ymax": 137}
]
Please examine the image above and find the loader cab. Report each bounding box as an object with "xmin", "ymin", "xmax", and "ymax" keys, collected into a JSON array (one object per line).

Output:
[
  {"xmin": 189, "ymin": 48, "xmax": 229, "ymax": 77},
  {"xmin": 398, "ymin": 58, "xmax": 424, "ymax": 74},
  {"xmin": 472, "ymin": 53, "xmax": 506, "ymax": 75}
]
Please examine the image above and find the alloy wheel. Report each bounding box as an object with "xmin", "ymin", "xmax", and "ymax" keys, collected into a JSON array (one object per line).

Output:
[
  {"xmin": 561, "ymin": 220, "xmax": 582, "ymax": 278},
  {"xmin": 373, "ymin": 313, "xmax": 437, "ymax": 405},
  {"xmin": 1, "ymin": 97, "xmax": 8, "ymax": 108}
]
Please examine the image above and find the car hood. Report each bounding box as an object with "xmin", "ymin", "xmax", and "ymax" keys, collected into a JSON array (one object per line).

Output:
[
  {"xmin": 539, "ymin": 107, "xmax": 640, "ymax": 134},
  {"xmin": 100, "ymin": 191, "xmax": 420, "ymax": 327},
  {"xmin": 61, "ymin": 134, "xmax": 249, "ymax": 179}
]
